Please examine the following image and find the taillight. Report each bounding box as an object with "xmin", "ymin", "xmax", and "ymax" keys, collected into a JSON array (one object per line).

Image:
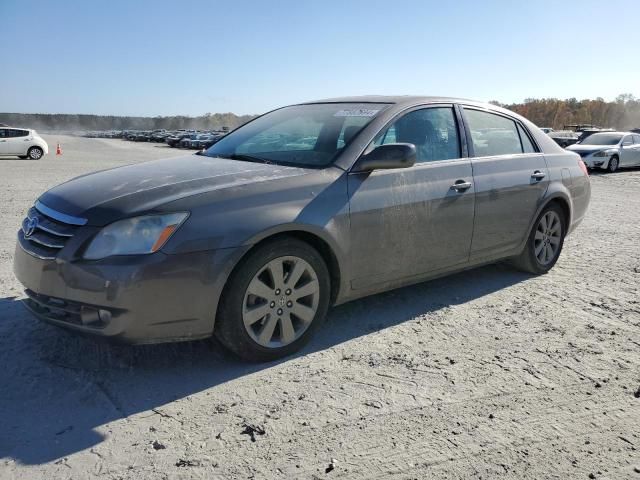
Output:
[{"xmin": 578, "ymin": 158, "xmax": 589, "ymax": 176}]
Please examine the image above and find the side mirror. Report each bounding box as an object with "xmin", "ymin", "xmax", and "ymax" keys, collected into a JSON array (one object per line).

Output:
[{"xmin": 352, "ymin": 143, "xmax": 416, "ymax": 172}]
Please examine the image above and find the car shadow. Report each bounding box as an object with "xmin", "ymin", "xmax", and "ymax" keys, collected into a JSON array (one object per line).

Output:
[
  {"xmin": 589, "ymin": 165, "xmax": 640, "ymax": 176},
  {"xmin": 0, "ymin": 263, "xmax": 529, "ymax": 465}
]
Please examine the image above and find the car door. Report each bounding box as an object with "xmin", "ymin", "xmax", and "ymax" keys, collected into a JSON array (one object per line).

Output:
[
  {"xmin": 633, "ymin": 135, "xmax": 640, "ymax": 165},
  {"xmin": 460, "ymin": 107, "xmax": 550, "ymax": 260},
  {"xmin": 0, "ymin": 129, "xmax": 8, "ymax": 154},
  {"xmin": 5, "ymin": 129, "xmax": 30, "ymax": 155},
  {"xmin": 619, "ymin": 135, "xmax": 635, "ymax": 167},
  {"xmin": 347, "ymin": 105, "xmax": 475, "ymax": 290}
]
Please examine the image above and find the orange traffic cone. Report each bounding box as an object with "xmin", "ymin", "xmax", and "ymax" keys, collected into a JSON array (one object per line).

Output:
[{"xmin": 56, "ymin": 143, "xmax": 62, "ymax": 155}]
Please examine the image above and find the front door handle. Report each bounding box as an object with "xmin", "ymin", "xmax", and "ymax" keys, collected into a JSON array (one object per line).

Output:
[
  {"xmin": 531, "ymin": 171, "xmax": 546, "ymax": 180},
  {"xmin": 451, "ymin": 180, "xmax": 472, "ymax": 191}
]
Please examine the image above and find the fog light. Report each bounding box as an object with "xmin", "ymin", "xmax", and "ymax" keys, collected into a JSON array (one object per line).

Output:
[
  {"xmin": 80, "ymin": 306, "xmax": 100, "ymax": 325},
  {"xmin": 98, "ymin": 309, "xmax": 112, "ymax": 325},
  {"xmin": 80, "ymin": 307, "xmax": 111, "ymax": 326}
]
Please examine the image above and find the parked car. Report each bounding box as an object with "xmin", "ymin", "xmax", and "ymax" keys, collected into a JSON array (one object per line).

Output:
[
  {"xmin": 166, "ymin": 132, "xmax": 194, "ymax": 147},
  {"xmin": 566, "ymin": 131, "xmax": 640, "ymax": 172},
  {"xmin": 576, "ymin": 128, "xmax": 614, "ymax": 143},
  {"xmin": 0, "ymin": 127, "xmax": 48, "ymax": 159},
  {"xmin": 190, "ymin": 134, "xmax": 217, "ymax": 149},
  {"xmin": 150, "ymin": 131, "xmax": 169, "ymax": 142},
  {"xmin": 548, "ymin": 130, "xmax": 579, "ymax": 148},
  {"xmin": 178, "ymin": 133, "xmax": 199, "ymax": 148},
  {"xmin": 203, "ymin": 134, "xmax": 224, "ymax": 149},
  {"xmin": 132, "ymin": 131, "xmax": 152, "ymax": 142},
  {"xmin": 13, "ymin": 96, "xmax": 590, "ymax": 361}
]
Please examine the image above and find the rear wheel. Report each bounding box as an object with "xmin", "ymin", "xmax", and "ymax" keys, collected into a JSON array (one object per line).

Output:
[
  {"xmin": 215, "ymin": 237, "xmax": 330, "ymax": 361},
  {"xmin": 512, "ymin": 204, "xmax": 566, "ymax": 274},
  {"xmin": 607, "ymin": 155, "xmax": 619, "ymax": 173},
  {"xmin": 27, "ymin": 147, "xmax": 43, "ymax": 160}
]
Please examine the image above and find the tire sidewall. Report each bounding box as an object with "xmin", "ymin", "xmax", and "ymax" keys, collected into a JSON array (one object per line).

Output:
[
  {"xmin": 216, "ymin": 238, "xmax": 331, "ymax": 361},
  {"xmin": 525, "ymin": 204, "xmax": 566, "ymax": 274},
  {"xmin": 28, "ymin": 147, "xmax": 43, "ymax": 160}
]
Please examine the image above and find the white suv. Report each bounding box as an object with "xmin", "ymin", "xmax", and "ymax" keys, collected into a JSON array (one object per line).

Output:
[{"xmin": 0, "ymin": 127, "xmax": 49, "ymax": 160}]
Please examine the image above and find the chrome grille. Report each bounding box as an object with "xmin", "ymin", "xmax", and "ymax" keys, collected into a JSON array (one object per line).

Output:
[{"xmin": 18, "ymin": 202, "xmax": 86, "ymax": 260}]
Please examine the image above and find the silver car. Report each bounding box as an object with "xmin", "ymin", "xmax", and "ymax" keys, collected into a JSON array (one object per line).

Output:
[
  {"xmin": 13, "ymin": 96, "xmax": 591, "ymax": 361},
  {"xmin": 567, "ymin": 131, "xmax": 640, "ymax": 172}
]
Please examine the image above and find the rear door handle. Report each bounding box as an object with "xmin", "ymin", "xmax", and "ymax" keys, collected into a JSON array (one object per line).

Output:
[
  {"xmin": 531, "ymin": 171, "xmax": 546, "ymax": 180},
  {"xmin": 451, "ymin": 180, "xmax": 472, "ymax": 191}
]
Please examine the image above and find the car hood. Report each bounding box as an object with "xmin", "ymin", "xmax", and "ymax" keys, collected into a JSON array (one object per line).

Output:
[
  {"xmin": 566, "ymin": 144, "xmax": 616, "ymax": 153},
  {"xmin": 38, "ymin": 155, "xmax": 313, "ymax": 226}
]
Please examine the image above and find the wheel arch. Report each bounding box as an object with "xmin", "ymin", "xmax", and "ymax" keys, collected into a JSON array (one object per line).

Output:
[
  {"xmin": 545, "ymin": 196, "xmax": 571, "ymax": 230},
  {"xmin": 224, "ymin": 226, "xmax": 345, "ymax": 308},
  {"xmin": 27, "ymin": 145, "xmax": 44, "ymax": 156},
  {"xmin": 519, "ymin": 191, "xmax": 573, "ymax": 254}
]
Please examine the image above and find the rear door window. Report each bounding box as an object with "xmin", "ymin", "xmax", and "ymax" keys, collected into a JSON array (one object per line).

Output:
[
  {"xmin": 633, "ymin": 134, "xmax": 640, "ymax": 144},
  {"xmin": 464, "ymin": 109, "xmax": 524, "ymax": 157}
]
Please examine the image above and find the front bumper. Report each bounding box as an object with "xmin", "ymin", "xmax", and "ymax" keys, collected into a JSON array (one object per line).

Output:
[
  {"xmin": 13, "ymin": 238, "xmax": 247, "ymax": 344},
  {"xmin": 581, "ymin": 155, "xmax": 608, "ymax": 169}
]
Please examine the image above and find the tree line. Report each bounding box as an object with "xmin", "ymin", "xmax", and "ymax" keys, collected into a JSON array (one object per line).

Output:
[
  {"xmin": 493, "ymin": 94, "xmax": 640, "ymax": 130},
  {"xmin": 2, "ymin": 94, "xmax": 639, "ymax": 133},
  {"xmin": 0, "ymin": 112, "xmax": 256, "ymax": 132}
]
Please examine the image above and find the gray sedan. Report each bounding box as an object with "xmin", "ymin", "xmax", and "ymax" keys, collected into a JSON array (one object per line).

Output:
[{"xmin": 14, "ymin": 96, "xmax": 591, "ymax": 361}]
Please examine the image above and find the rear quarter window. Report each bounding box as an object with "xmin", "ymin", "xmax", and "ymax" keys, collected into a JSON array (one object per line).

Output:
[
  {"xmin": 464, "ymin": 109, "xmax": 524, "ymax": 157},
  {"xmin": 517, "ymin": 124, "xmax": 536, "ymax": 153}
]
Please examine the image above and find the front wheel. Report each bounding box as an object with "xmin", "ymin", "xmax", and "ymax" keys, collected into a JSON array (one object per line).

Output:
[
  {"xmin": 27, "ymin": 147, "xmax": 43, "ymax": 160},
  {"xmin": 512, "ymin": 204, "xmax": 566, "ymax": 274},
  {"xmin": 607, "ymin": 156, "xmax": 619, "ymax": 173},
  {"xmin": 215, "ymin": 238, "xmax": 330, "ymax": 361}
]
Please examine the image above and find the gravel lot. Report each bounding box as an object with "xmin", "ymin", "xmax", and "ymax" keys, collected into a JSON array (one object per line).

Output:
[{"xmin": 1, "ymin": 135, "xmax": 639, "ymax": 479}]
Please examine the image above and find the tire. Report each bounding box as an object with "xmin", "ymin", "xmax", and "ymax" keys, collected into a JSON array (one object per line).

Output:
[
  {"xmin": 512, "ymin": 204, "xmax": 566, "ymax": 275},
  {"xmin": 215, "ymin": 237, "xmax": 331, "ymax": 362},
  {"xmin": 607, "ymin": 155, "xmax": 619, "ymax": 173},
  {"xmin": 27, "ymin": 147, "xmax": 43, "ymax": 160}
]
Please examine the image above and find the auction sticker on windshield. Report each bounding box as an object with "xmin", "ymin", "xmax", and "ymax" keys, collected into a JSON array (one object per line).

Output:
[{"xmin": 333, "ymin": 109, "xmax": 380, "ymax": 117}]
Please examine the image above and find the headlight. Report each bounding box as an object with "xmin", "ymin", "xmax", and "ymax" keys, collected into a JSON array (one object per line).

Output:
[
  {"xmin": 83, "ymin": 213, "xmax": 188, "ymax": 260},
  {"xmin": 594, "ymin": 150, "xmax": 611, "ymax": 157}
]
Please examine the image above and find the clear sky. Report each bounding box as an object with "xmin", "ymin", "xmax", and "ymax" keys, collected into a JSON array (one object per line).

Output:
[{"xmin": 1, "ymin": 0, "xmax": 638, "ymax": 116}]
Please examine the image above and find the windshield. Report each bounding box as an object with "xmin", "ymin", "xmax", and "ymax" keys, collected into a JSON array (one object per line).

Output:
[
  {"xmin": 579, "ymin": 133, "xmax": 623, "ymax": 145},
  {"xmin": 204, "ymin": 103, "xmax": 389, "ymax": 167}
]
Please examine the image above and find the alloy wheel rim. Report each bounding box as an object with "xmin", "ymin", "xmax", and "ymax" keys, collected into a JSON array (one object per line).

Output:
[
  {"xmin": 242, "ymin": 256, "xmax": 320, "ymax": 348},
  {"xmin": 31, "ymin": 149, "xmax": 42, "ymax": 159},
  {"xmin": 534, "ymin": 211, "xmax": 562, "ymax": 266},
  {"xmin": 611, "ymin": 158, "xmax": 618, "ymax": 171}
]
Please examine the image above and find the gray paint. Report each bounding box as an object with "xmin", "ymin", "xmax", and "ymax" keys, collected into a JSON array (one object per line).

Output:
[{"xmin": 14, "ymin": 96, "xmax": 591, "ymax": 344}]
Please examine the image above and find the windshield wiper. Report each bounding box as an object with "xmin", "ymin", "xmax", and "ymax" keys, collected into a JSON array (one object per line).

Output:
[{"xmin": 215, "ymin": 153, "xmax": 273, "ymax": 164}]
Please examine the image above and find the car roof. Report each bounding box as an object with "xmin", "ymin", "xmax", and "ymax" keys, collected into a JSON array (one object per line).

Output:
[
  {"xmin": 301, "ymin": 95, "xmax": 481, "ymax": 106},
  {"xmin": 588, "ymin": 131, "xmax": 628, "ymax": 135}
]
